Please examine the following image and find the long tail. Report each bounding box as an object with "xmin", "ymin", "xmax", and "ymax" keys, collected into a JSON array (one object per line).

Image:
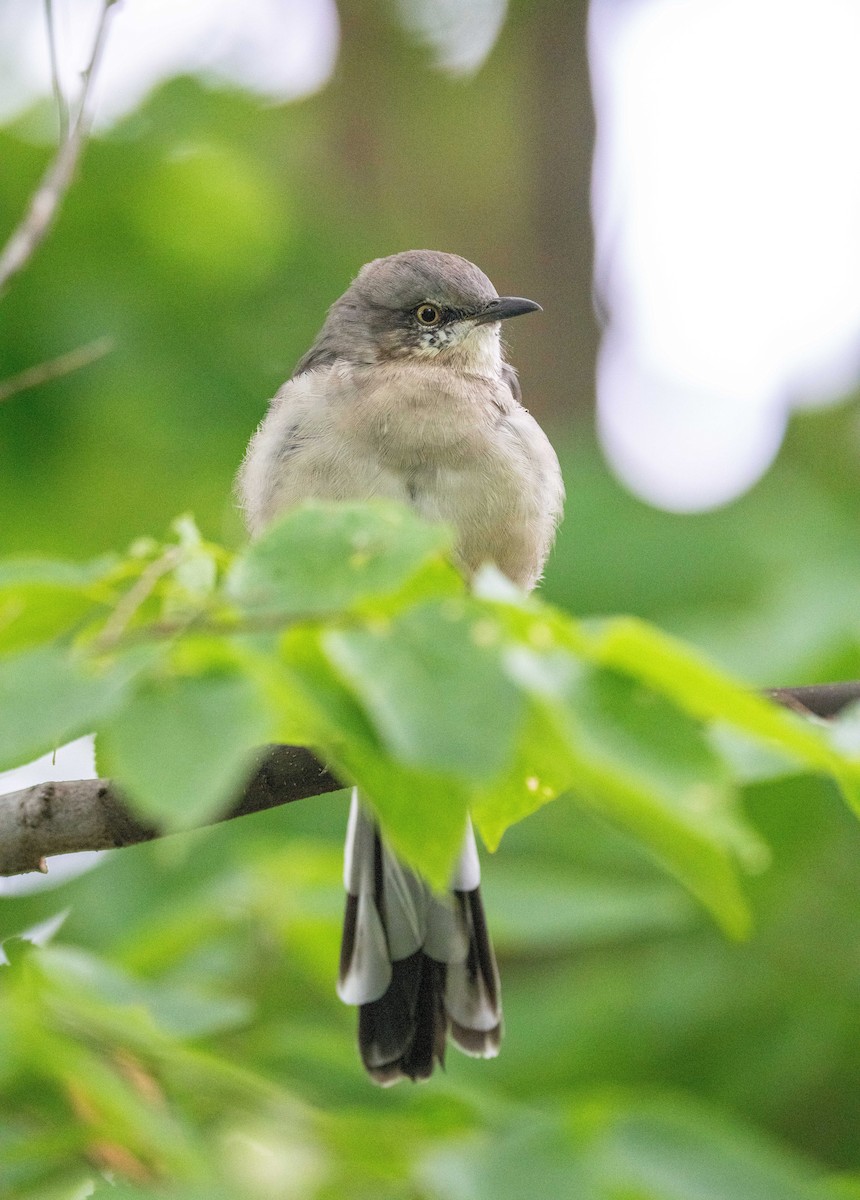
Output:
[{"xmin": 337, "ymin": 789, "xmax": 502, "ymax": 1085}]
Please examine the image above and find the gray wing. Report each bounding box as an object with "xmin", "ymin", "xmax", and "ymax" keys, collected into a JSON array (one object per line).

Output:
[
  {"xmin": 236, "ymin": 369, "xmax": 329, "ymax": 535},
  {"xmin": 291, "ymin": 335, "xmax": 338, "ymax": 379},
  {"xmin": 501, "ymin": 362, "xmax": 522, "ymax": 405}
]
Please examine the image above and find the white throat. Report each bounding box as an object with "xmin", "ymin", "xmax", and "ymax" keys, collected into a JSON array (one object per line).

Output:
[{"xmin": 447, "ymin": 322, "xmax": 503, "ymax": 376}]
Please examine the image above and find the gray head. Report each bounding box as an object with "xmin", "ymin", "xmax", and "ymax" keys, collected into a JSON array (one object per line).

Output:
[{"xmin": 293, "ymin": 250, "xmax": 540, "ymax": 377}]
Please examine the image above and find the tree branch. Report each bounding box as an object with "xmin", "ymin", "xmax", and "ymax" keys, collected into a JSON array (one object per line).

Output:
[
  {"xmin": 0, "ymin": 681, "xmax": 858, "ymax": 878},
  {"xmin": 0, "ymin": 745, "xmax": 343, "ymax": 877},
  {"xmin": 763, "ymin": 681, "xmax": 860, "ymax": 718}
]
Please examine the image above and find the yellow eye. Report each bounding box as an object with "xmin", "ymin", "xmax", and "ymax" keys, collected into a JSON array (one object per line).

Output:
[{"xmin": 415, "ymin": 304, "xmax": 442, "ymax": 326}]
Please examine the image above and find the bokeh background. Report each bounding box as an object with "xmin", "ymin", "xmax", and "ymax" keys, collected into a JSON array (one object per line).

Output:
[{"xmin": 3, "ymin": 0, "xmax": 860, "ymax": 1195}]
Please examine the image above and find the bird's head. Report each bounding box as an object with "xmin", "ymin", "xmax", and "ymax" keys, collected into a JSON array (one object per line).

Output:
[{"xmin": 315, "ymin": 250, "xmax": 541, "ymax": 376}]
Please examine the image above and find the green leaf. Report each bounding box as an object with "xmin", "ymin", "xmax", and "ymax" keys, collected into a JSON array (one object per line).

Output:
[
  {"xmin": 0, "ymin": 556, "xmax": 116, "ymax": 652},
  {"xmin": 97, "ymin": 663, "xmax": 270, "ymax": 828},
  {"xmin": 280, "ymin": 626, "xmax": 470, "ymax": 889},
  {"xmin": 343, "ymin": 755, "xmax": 472, "ymax": 894},
  {"xmin": 493, "ymin": 646, "xmax": 757, "ymax": 937},
  {"xmin": 166, "ymin": 514, "xmax": 219, "ymax": 606},
  {"xmin": 482, "ymin": 862, "xmax": 697, "ymax": 951},
  {"xmin": 589, "ymin": 617, "xmax": 860, "ymax": 808},
  {"xmin": 575, "ymin": 670, "xmax": 753, "ymax": 855},
  {"xmin": 422, "ymin": 1114, "xmax": 598, "ymax": 1200},
  {"xmin": 568, "ymin": 670, "xmax": 757, "ymax": 937},
  {"xmin": 227, "ymin": 500, "xmax": 455, "ymax": 618},
  {"xmin": 470, "ymin": 694, "xmax": 576, "ymax": 851},
  {"xmin": 0, "ymin": 645, "xmax": 129, "ymax": 772},
  {"xmin": 0, "ymin": 556, "xmax": 117, "ymax": 590},
  {"xmin": 572, "ymin": 1092, "xmax": 824, "ymax": 1200},
  {"xmin": 39, "ymin": 946, "xmax": 251, "ymax": 1039},
  {"xmin": 0, "ymin": 936, "xmax": 38, "ymax": 967},
  {"xmin": 324, "ymin": 599, "xmax": 523, "ymax": 780}
]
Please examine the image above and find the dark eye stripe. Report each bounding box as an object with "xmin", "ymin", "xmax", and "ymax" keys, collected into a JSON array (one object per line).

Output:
[{"xmin": 413, "ymin": 305, "xmax": 471, "ymax": 327}]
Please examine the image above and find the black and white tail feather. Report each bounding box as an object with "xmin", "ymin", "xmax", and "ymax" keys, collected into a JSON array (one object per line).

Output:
[{"xmin": 337, "ymin": 789, "xmax": 502, "ymax": 1085}]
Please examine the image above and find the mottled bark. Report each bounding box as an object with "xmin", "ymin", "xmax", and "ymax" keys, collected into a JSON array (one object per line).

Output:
[{"xmin": 0, "ymin": 745, "xmax": 342, "ymax": 877}]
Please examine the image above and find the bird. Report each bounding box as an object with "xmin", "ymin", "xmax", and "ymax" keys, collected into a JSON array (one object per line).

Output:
[{"xmin": 237, "ymin": 250, "xmax": 564, "ymax": 1084}]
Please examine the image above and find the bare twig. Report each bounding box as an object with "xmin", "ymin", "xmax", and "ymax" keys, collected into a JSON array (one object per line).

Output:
[
  {"xmin": 94, "ymin": 547, "xmax": 183, "ymax": 651},
  {"xmin": 0, "ymin": 0, "xmax": 116, "ymax": 298},
  {"xmin": 0, "ymin": 336, "xmax": 113, "ymax": 405},
  {"xmin": 44, "ymin": 0, "xmax": 69, "ymax": 144},
  {"xmin": 98, "ymin": 608, "xmax": 335, "ymax": 649},
  {"xmin": 0, "ymin": 682, "xmax": 858, "ymax": 878}
]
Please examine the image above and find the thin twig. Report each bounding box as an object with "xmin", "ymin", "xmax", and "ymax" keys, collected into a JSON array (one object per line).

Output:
[
  {"xmin": 0, "ymin": 0, "xmax": 116, "ymax": 298},
  {"xmin": 0, "ymin": 337, "xmax": 113, "ymax": 405},
  {"xmin": 80, "ymin": 3, "xmax": 114, "ymax": 93},
  {"xmin": 101, "ymin": 608, "xmax": 334, "ymax": 648},
  {"xmin": 44, "ymin": 0, "xmax": 69, "ymax": 144},
  {"xmin": 94, "ymin": 547, "xmax": 183, "ymax": 652}
]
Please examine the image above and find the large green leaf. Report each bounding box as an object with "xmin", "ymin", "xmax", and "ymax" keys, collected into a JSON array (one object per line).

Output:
[
  {"xmin": 470, "ymin": 694, "xmax": 577, "ymax": 851},
  {"xmin": 492, "ymin": 645, "xmax": 759, "ymax": 937},
  {"xmin": 324, "ymin": 599, "xmax": 523, "ymax": 780},
  {"xmin": 589, "ymin": 617, "xmax": 860, "ymax": 807},
  {"xmin": 280, "ymin": 626, "xmax": 470, "ymax": 889},
  {"xmin": 422, "ymin": 1114, "xmax": 599, "ymax": 1200},
  {"xmin": 227, "ymin": 500, "xmax": 456, "ymax": 618},
  {"xmin": 0, "ymin": 556, "xmax": 116, "ymax": 652},
  {"xmin": 97, "ymin": 664, "xmax": 270, "ymax": 828},
  {"xmin": 571, "ymin": 669, "xmax": 758, "ymax": 863},
  {"xmin": 0, "ymin": 646, "xmax": 129, "ymax": 772},
  {"xmin": 423, "ymin": 1094, "xmax": 826, "ymax": 1200},
  {"xmin": 571, "ymin": 1092, "xmax": 824, "ymax": 1200}
]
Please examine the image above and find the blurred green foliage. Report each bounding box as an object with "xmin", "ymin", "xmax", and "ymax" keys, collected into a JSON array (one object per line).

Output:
[
  {"xmin": 3, "ymin": 3, "xmax": 860, "ymax": 1197},
  {"xmin": 2, "ymin": 497, "xmax": 860, "ymax": 1199}
]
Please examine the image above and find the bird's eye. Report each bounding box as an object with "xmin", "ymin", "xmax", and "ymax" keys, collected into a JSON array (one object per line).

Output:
[{"xmin": 415, "ymin": 304, "xmax": 442, "ymax": 326}]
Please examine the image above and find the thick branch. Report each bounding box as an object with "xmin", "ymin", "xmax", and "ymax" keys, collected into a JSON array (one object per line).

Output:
[
  {"xmin": 0, "ymin": 745, "xmax": 343, "ymax": 877},
  {"xmin": 763, "ymin": 681, "xmax": 860, "ymax": 718},
  {"xmin": 0, "ymin": 681, "xmax": 858, "ymax": 878}
]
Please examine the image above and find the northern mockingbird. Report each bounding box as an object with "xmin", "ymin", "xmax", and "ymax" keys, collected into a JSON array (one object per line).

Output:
[{"xmin": 238, "ymin": 250, "xmax": 564, "ymax": 1084}]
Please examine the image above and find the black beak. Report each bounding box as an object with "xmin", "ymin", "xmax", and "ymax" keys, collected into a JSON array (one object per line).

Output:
[{"xmin": 473, "ymin": 296, "xmax": 543, "ymax": 326}]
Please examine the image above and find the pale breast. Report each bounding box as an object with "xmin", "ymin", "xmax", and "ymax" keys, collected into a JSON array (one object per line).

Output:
[
  {"xmin": 238, "ymin": 360, "xmax": 563, "ymax": 590},
  {"xmin": 336, "ymin": 362, "xmax": 505, "ymax": 469}
]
